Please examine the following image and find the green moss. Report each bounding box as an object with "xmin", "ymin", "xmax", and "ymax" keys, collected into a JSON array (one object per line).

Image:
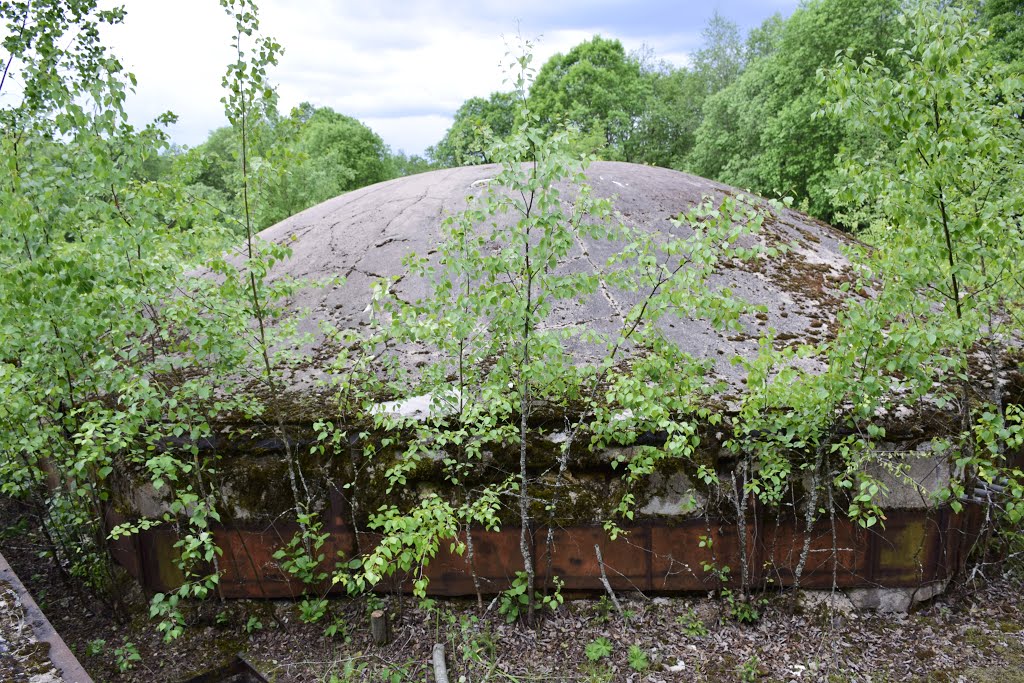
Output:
[
  {"xmin": 1000, "ymin": 620, "xmax": 1024, "ymax": 633},
  {"xmin": 963, "ymin": 627, "xmax": 995, "ymax": 648},
  {"xmin": 532, "ymin": 472, "xmax": 614, "ymax": 525},
  {"xmin": 211, "ymin": 426, "xmax": 738, "ymax": 527},
  {"xmin": 19, "ymin": 641, "xmax": 57, "ymax": 676},
  {"xmin": 960, "ymin": 669, "xmax": 1024, "ymax": 683},
  {"xmin": 219, "ymin": 456, "xmax": 294, "ymax": 521}
]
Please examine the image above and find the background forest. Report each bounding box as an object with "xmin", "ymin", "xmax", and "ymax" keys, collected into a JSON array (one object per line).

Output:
[{"xmin": 169, "ymin": 0, "xmax": 1023, "ymax": 231}]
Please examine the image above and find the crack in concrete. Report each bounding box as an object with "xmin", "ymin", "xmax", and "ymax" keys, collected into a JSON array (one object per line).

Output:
[
  {"xmin": 343, "ymin": 266, "xmax": 387, "ymax": 280},
  {"xmin": 379, "ymin": 188, "xmax": 432, "ymax": 237},
  {"xmin": 572, "ymin": 230, "xmax": 624, "ymax": 323},
  {"xmin": 374, "ymin": 237, "xmax": 411, "ymax": 249}
]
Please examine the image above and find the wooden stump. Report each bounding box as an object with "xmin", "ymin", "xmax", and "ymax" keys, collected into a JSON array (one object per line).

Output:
[{"xmin": 370, "ymin": 609, "xmax": 390, "ymax": 645}]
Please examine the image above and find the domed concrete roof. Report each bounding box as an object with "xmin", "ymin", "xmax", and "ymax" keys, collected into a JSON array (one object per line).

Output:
[{"xmin": 256, "ymin": 161, "xmax": 860, "ymax": 394}]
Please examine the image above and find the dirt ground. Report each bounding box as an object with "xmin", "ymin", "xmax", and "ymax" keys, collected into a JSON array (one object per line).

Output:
[{"xmin": 2, "ymin": 499, "xmax": 1024, "ymax": 683}]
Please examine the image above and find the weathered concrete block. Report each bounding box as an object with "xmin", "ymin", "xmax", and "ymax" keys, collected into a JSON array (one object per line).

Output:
[
  {"xmin": 846, "ymin": 581, "xmax": 946, "ymax": 612},
  {"xmin": 867, "ymin": 448, "xmax": 951, "ymax": 509},
  {"xmin": 639, "ymin": 471, "xmax": 704, "ymax": 517},
  {"xmin": 800, "ymin": 590, "xmax": 856, "ymax": 615}
]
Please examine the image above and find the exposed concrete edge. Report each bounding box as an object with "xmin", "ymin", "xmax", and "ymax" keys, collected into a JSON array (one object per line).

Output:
[
  {"xmin": 846, "ymin": 580, "xmax": 949, "ymax": 613},
  {"xmin": 0, "ymin": 549, "xmax": 94, "ymax": 683}
]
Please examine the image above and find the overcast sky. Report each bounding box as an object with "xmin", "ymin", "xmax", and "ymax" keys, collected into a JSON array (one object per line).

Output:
[{"xmin": 101, "ymin": 0, "xmax": 799, "ymax": 156}]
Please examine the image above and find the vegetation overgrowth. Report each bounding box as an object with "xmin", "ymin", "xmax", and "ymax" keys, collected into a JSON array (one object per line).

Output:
[{"xmin": 0, "ymin": 0, "xmax": 1022, "ymax": 675}]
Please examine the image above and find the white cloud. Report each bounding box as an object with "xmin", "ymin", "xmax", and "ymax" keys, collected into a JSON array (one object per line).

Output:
[
  {"xmin": 101, "ymin": 0, "xmax": 794, "ymax": 155},
  {"xmin": 101, "ymin": 0, "xmax": 234, "ymax": 143},
  {"xmin": 363, "ymin": 115, "xmax": 452, "ymax": 157}
]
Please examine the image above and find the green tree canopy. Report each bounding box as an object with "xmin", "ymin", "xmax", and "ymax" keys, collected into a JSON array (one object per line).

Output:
[
  {"xmin": 261, "ymin": 104, "xmax": 391, "ymax": 226},
  {"xmin": 630, "ymin": 67, "xmax": 706, "ymax": 169},
  {"xmin": 388, "ymin": 150, "xmax": 437, "ymax": 177},
  {"xmin": 190, "ymin": 103, "xmax": 392, "ymax": 230},
  {"xmin": 629, "ymin": 13, "xmax": 756, "ymax": 170},
  {"xmin": 688, "ymin": 0, "xmax": 903, "ymax": 220},
  {"xmin": 427, "ymin": 91, "xmax": 517, "ymax": 166},
  {"xmin": 692, "ymin": 12, "xmax": 747, "ymax": 94},
  {"xmin": 191, "ymin": 125, "xmax": 238, "ymax": 196},
  {"xmin": 982, "ymin": 0, "xmax": 1024, "ymax": 72},
  {"xmin": 528, "ymin": 35, "xmax": 649, "ymax": 160}
]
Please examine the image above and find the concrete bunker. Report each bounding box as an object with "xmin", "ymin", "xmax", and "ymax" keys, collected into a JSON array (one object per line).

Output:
[{"xmin": 106, "ymin": 162, "xmax": 1018, "ymax": 606}]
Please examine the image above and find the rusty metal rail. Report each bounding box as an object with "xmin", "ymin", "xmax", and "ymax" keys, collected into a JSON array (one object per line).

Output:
[{"xmin": 108, "ymin": 504, "xmax": 982, "ymax": 599}]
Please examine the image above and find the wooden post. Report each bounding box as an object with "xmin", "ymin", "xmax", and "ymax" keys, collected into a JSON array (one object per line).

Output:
[{"xmin": 370, "ymin": 609, "xmax": 390, "ymax": 645}]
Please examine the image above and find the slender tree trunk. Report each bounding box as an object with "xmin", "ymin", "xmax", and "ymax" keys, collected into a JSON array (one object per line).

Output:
[
  {"xmin": 793, "ymin": 444, "xmax": 825, "ymax": 595},
  {"xmin": 731, "ymin": 460, "xmax": 750, "ymax": 594},
  {"xmin": 465, "ymin": 517, "xmax": 483, "ymax": 610},
  {"xmin": 594, "ymin": 544, "xmax": 623, "ymax": 617},
  {"xmin": 518, "ymin": 184, "xmax": 536, "ymax": 624},
  {"xmin": 518, "ymin": 372, "xmax": 534, "ymax": 624},
  {"xmin": 544, "ymin": 430, "xmax": 573, "ymax": 591},
  {"xmin": 236, "ymin": 64, "xmax": 309, "ymax": 544}
]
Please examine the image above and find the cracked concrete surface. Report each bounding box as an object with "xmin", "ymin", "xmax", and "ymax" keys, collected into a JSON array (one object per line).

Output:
[{"xmin": 251, "ymin": 161, "xmax": 859, "ymax": 392}]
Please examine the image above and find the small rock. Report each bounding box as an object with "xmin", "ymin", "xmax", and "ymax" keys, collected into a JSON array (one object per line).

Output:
[{"xmin": 667, "ymin": 659, "xmax": 686, "ymax": 672}]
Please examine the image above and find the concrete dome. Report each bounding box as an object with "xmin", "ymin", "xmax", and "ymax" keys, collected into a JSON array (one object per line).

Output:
[
  {"xmin": 256, "ymin": 161, "xmax": 858, "ymax": 393},
  {"xmin": 111, "ymin": 163, "xmax": 984, "ymax": 601}
]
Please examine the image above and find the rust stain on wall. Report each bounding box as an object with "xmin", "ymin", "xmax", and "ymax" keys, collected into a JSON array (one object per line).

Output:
[{"xmin": 107, "ymin": 504, "xmax": 981, "ymax": 599}]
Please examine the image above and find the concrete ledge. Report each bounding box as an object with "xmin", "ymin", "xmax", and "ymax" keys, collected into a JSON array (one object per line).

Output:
[{"xmin": 0, "ymin": 549, "xmax": 93, "ymax": 683}]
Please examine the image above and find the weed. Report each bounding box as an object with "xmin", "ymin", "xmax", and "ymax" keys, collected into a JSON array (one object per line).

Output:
[
  {"xmin": 676, "ymin": 608, "xmax": 709, "ymax": 636},
  {"xmin": 324, "ymin": 615, "xmax": 352, "ymax": 642},
  {"xmin": 244, "ymin": 615, "xmax": 263, "ymax": 634},
  {"xmin": 627, "ymin": 644, "xmax": 650, "ymax": 672},
  {"xmin": 585, "ymin": 637, "xmax": 614, "ymax": 662},
  {"xmin": 739, "ymin": 655, "xmax": 761, "ymax": 681},
  {"xmin": 114, "ymin": 641, "xmax": 141, "ymax": 672},
  {"xmin": 593, "ymin": 595, "xmax": 614, "ymax": 623},
  {"xmin": 328, "ymin": 658, "xmax": 368, "ymax": 681},
  {"xmin": 299, "ymin": 596, "xmax": 328, "ymax": 624},
  {"xmin": 580, "ymin": 663, "xmax": 614, "ymax": 683},
  {"xmin": 723, "ymin": 589, "xmax": 764, "ymax": 624},
  {"xmin": 451, "ymin": 614, "xmax": 496, "ymax": 668},
  {"xmin": 378, "ymin": 663, "xmax": 410, "ymax": 683},
  {"xmin": 498, "ymin": 572, "xmax": 563, "ymax": 623}
]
